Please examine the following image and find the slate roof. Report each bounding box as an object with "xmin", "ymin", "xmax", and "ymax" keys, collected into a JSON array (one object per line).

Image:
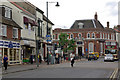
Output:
[
  {"xmin": 70, "ymin": 19, "xmax": 104, "ymax": 29},
  {"xmin": 0, "ymin": 15, "xmax": 22, "ymax": 29}
]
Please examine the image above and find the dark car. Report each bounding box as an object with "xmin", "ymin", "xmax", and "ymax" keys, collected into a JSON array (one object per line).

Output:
[{"xmin": 88, "ymin": 54, "xmax": 97, "ymax": 61}]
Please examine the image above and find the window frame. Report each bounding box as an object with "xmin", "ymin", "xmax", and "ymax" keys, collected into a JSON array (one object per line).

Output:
[{"xmin": 13, "ymin": 28, "xmax": 18, "ymax": 38}]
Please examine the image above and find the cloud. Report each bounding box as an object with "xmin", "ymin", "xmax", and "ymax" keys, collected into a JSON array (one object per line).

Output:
[{"xmin": 105, "ymin": 1, "xmax": 118, "ymax": 16}]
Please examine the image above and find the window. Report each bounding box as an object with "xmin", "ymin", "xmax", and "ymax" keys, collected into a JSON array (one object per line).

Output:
[
  {"xmin": 92, "ymin": 33, "xmax": 95, "ymax": 38},
  {"xmin": 100, "ymin": 43, "xmax": 103, "ymax": 53},
  {"xmin": 100, "ymin": 33, "xmax": 102, "ymax": 39},
  {"xmin": 113, "ymin": 34, "xmax": 114, "ymax": 40},
  {"xmin": 70, "ymin": 34, "xmax": 73, "ymax": 39},
  {"xmin": 89, "ymin": 43, "xmax": 94, "ymax": 53},
  {"xmin": 5, "ymin": 7, "xmax": 11, "ymax": 18},
  {"xmin": 87, "ymin": 33, "xmax": 90, "ymax": 38},
  {"xmin": 108, "ymin": 34, "xmax": 110, "ymax": 39},
  {"xmin": 78, "ymin": 33, "xmax": 82, "ymax": 39},
  {"xmin": 24, "ymin": 24, "xmax": 28, "ymax": 29},
  {"xmin": 111, "ymin": 34, "xmax": 113, "ymax": 40},
  {"xmin": 53, "ymin": 35, "xmax": 55, "ymax": 39},
  {"xmin": 111, "ymin": 42, "xmax": 116, "ymax": 46},
  {"xmin": 103, "ymin": 33, "xmax": 104, "ymax": 39},
  {"xmin": 13, "ymin": 28, "xmax": 18, "ymax": 38},
  {"xmin": 0, "ymin": 24, "xmax": 7, "ymax": 36},
  {"xmin": 105, "ymin": 33, "xmax": 107, "ymax": 39}
]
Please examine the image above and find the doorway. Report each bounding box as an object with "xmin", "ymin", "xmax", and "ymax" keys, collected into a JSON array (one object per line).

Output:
[{"xmin": 78, "ymin": 47, "xmax": 82, "ymax": 56}]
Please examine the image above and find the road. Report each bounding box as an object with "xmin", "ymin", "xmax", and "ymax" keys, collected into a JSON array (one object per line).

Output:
[{"xmin": 2, "ymin": 58, "xmax": 118, "ymax": 78}]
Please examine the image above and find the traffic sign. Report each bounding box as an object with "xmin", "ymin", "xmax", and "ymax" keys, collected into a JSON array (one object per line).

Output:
[{"xmin": 46, "ymin": 35, "xmax": 51, "ymax": 37}]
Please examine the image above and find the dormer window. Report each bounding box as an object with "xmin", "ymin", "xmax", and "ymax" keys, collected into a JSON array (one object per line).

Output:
[
  {"xmin": 5, "ymin": 7, "xmax": 12, "ymax": 18},
  {"xmin": 0, "ymin": 5, "xmax": 12, "ymax": 19},
  {"xmin": 78, "ymin": 23, "xmax": 84, "ymax": 29}
]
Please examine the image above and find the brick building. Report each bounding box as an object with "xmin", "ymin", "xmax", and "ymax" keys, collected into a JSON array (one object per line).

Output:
[
  {"xmin": 0, "ymin": 5, "xmax": 22, "ymax": 65},
  {"xmin": 53, "ymin": 13, "xmax": 116, "ymax": 56}
]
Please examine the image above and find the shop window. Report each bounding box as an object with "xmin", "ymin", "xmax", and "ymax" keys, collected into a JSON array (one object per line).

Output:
[{"xmin": 13, "ymin": 28, "xmax": 18, "ymax": 38}]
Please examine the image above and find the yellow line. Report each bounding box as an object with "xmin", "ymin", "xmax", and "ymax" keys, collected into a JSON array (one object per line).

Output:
[{"xmin": 109, "ymin": 68, "xmax": 118, "ymax": 80}]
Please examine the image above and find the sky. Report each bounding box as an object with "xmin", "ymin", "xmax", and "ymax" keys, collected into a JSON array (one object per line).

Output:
[{"xmin": 15, "ymin": 0, "xmax": 120, "ymax": 29}]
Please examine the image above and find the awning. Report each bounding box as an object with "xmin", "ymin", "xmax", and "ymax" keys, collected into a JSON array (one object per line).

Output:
[{"xmin": 24, "ymin": 16, "xmax": 37, "ymax": 26}]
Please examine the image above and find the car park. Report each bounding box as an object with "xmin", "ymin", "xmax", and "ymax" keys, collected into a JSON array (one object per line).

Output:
[{"xmin": 104, "ymin": 54, "xmax": 114, "ymax": 62}]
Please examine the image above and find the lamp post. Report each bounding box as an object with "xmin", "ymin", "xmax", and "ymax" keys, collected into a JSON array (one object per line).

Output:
[{"xmin": 46, "ymin": 1, "xmax": 60, "ymax": 65}]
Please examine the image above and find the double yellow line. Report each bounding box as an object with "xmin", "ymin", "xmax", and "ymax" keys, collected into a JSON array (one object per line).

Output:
[{"xmin": 109, "ymin": 68, "xmax": 118, "ymax": 80}]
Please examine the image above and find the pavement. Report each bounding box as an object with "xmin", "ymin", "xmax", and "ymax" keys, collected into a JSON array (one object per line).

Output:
[{"xmin": 2, "ymin": 58, "xmax": 87, "ymax": 75}]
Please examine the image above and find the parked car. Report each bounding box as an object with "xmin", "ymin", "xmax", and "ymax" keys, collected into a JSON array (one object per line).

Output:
[
  {"xmin": 92, "ymin": 52, "xmax": 99, "ymax": 59},
  {"xmin": 104, "ymin": 54, "xmax": 114, "ymax": 62},
  {"xmin": 88, "ymin": 54, "xmax": 97, "ymax": 61}
]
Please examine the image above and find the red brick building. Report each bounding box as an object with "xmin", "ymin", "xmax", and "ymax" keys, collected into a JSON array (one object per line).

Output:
[
  {"xmin": 0, "ymin": 5, "xmax": 22, "ymax": 65},
  {"xmin": 53, "ymin": 13, "xmax": 116, "ymax": 56}
]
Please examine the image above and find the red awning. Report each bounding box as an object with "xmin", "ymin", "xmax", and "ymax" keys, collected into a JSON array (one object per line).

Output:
[{"xmin": 24, "ymin": 16, "xmax": 37, "ymax": 26}]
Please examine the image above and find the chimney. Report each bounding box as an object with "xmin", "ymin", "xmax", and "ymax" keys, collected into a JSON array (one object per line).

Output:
[
  {"xmin": 107, "ymin": 21, "xmax": 109, "ymax": 28},
  {"xmin": 94, "ymin": 12, "xmax": 98, "ymax": 20}
]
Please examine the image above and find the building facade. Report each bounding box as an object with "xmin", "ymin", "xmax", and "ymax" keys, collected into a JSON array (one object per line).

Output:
[
  {"xmin": 0, "ymin": 4, "xmax": 22, "ymax": 65},
  {"xmin": 114, "ymin": 25, "xmax": 120, "ymax": 50},
  {"xmin": 53, "ymin": 13, "xmax": 116, "ymax": 56}
]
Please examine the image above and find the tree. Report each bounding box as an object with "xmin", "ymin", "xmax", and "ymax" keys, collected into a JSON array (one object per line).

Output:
[
  {"xmin": 67, "ymin": 39, "xmax": 77, "ymax": 53},
  {"xmin": 59, "ymin": 33, "xmax": 69, "ymax": 53}
]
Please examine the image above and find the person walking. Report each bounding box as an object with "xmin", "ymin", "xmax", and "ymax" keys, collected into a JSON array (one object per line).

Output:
[
  {"xmin": 71, "ymin": 56, "xmax": 75, "ymax": 67},
  {"xmin": 30, "ymin": 54, "xmax": 33, "ymax": 64},
  {"xmin": 3, "ymin": 55, "xmax": 8, "ymax": 71}
]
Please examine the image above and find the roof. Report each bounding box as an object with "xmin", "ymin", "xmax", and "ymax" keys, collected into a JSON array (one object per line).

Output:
[
  {"xmin": 43, "ymin": 15, "xmax": 54, "ymax": 25},
  {"xmin": 70, "ymin": 19, "xmax": 104, "ymax": 29},
  {"xmin": 36, "ymin": 7, "xmax": 44, "ymax": 14},
  {"xmin": 0, "ymin": 15, "xmax": 22, "ymax": 29}
]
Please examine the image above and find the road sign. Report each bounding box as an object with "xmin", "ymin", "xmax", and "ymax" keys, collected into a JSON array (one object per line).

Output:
[
  {"xmin": 46, "ymin": 40, "xmax": 51, "ymax": 42},
  {"xmin": 46, "ymin": 35, "xmax": 51, "ymax": 37}
]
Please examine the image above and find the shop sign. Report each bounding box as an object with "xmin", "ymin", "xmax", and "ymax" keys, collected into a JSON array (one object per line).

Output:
[{"xmin": 0, "ymin": 40, "xmax": 20, "ymax": 48}]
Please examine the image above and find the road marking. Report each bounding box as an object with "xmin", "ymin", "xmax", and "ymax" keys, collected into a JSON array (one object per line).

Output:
[{"xmin": 109, "ymin": 68, "xmax": 118, "ymax": 80}]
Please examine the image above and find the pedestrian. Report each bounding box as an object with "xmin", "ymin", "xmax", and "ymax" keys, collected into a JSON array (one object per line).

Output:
[
  {"xmin": 3, "ymin": 55, "xmax": 8, "ymax": 71},
  {"xmin": 30, "ymin": 54, "xmax": 33, "ymax": 64},
  {"xmin": 71, "ymin": 56, "xmax": 75, "ymax": 67},
  {"xmin": 39, "ymin": 55, "xmax": 42, "ymax": 64}
]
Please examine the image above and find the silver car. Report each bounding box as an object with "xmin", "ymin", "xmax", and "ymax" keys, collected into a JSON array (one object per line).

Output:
[{"xmin": 104, "ymin": 54, "xmax": 114, "ymax": 62}]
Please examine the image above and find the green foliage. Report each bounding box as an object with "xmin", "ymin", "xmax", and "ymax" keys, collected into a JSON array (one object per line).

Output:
[
  {"xmin": 59, "ymin": 33, "xmax": 76, "ymax": 53},
  {"xmin": 68, "ymin": 39, "xmax": 77, "ymax": 52}
]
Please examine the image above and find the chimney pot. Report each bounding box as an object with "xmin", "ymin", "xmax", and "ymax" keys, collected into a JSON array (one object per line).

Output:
[
  {"xmin": 107, "ymin": 22, "xmax": 109, "ymax": 28},
  {"xmin": 94, "ymin": 12, "xmax": 98, "ymax": 20}
]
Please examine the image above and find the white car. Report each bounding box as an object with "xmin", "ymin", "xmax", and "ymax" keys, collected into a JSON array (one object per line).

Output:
[{"xmin": 104, "ymin": 54, "xmax": 114, "ymax": 62}]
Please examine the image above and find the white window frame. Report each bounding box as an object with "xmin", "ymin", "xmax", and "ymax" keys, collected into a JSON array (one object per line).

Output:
[
  {"xmin": 13, "ymin": 28, "xmax": 18, "ymax": 38},
  {"xmin": 87, "ymin": 33, "xmax": 90, "ymax": 39},
  {"xmin": 100, "ymin": 43, "xmax": 103, "ymax": 53},
  {"xmin": 0, "ymin": 24, "xmax": 7, "ymax": 36},
  {"xmin": 92, "ymin": 33, "xmax": 95, "ymax": 38},
  {"xmin": 103, "ymin": 33, "xmax": 104, "ymax": 39},
  {"xmin": 100, "ymin": 33, "xmax": 102, "ymax": 39},
  {"xmin": 108, "ymin": 34, "xmax": 110, "ymax": 40},
  {"xmin": 5, "ymin": 7, "xmax": 11, "ymax": 18},
  {"xmin": 70, "ymin": 33, "xmax": 73, "ymax": 39},
  {"xmin": 113, "ymin": 34, "xmax": 114, "ymax": 40},
  {"xmin": 105, "ymin": 33, "xmax": 107, "ymax": 39},
  {"xmin": 78, "ymin": 33, "xmax": 82, "ymax": 39},
  {"xmin": 89, "ymin": 42, "xmax": 94, "ymax": 53}
]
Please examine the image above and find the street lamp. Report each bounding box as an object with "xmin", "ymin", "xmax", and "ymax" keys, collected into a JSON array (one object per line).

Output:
[{"xmin": 46, "ymin": 1, "xmax": 60, "ymax": 65}]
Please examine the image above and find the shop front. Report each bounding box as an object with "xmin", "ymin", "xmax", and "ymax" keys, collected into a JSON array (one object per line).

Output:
[
  {"xmin": 20, "ymin": 40, "xmax": 36, "ymax": 63},
  {"xmin": 0, "ymin": 40, "xmax": 21, "ymax": 65}
]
